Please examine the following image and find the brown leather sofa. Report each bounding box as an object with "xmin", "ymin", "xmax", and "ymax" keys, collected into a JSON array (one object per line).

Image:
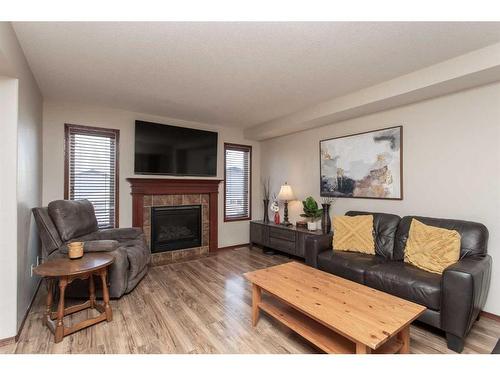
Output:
[
  {"xmin": 305, "ymin": 211, "xmax": 492, "ymax": 353},
  {"xmin": 33, "ymin": 199, "xmax": 151, "ymax": 298}
]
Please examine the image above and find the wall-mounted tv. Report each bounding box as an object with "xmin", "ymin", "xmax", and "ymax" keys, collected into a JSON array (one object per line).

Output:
[{"xmin": 134, "ymin": 120, "xmax": 218, "ymax": 176}]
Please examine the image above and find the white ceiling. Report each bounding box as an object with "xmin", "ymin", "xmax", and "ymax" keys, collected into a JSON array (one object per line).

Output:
[{"xmin": 13, "ymin": 22, "xmax": 500, "ymax": 128}]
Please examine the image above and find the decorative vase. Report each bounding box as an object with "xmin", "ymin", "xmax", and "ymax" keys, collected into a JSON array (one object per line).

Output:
[
  {"xmin": 307, "ymin": 221, "xmax": 317, "ymax": 231},
  {"xmin": 274, "ymin": 212, "xmax": 280, "ymax": 225},
  {"xmin": 263, "ymin": 199, "xmax": 270, "ymax": 223},
  {"xmin": 321, "ymin": 203, "xmax": 332, "ymax": 234}
]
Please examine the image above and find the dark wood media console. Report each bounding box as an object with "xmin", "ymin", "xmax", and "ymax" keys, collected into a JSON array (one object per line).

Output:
[{"xmin": 250, "ymin": 220, "xmax": 332, "ymax": 258}]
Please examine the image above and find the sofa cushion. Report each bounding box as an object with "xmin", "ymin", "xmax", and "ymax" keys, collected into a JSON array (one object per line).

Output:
[
  {"xmin": 48, "ymin": 199, "xmax": 98, "ymax": 242},
  {"xmin": 395, "ymin": 215, "xmax": 489, "ymax": 260},
  {"xmin": 365, "ymin": 261, "xmax": 442, "ymax": 310},
  {"xmin": 317, "ymin": 251, "xmax": 387, "ymax": 284},
  {"xmin": 346, "ymin": 211, "xmax": 401, "ymax": 259}
]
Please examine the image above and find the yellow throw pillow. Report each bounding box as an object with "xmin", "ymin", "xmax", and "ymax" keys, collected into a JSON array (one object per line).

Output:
[
  {"xmin": 404, "ymin": 219, "xmax": 461, "ymax": 274},
  {"xmin": 332, "ymin": 215, "xmax": 375, "ymax": 254}
]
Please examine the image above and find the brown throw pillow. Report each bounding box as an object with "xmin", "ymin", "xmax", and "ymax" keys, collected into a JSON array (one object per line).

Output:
[
  {"xmin": 404, "ymin": 219, "xmax": 461, "ymax": 274},
  {"xmin": 332, "ymin": 215, "xmax": 375, "ymax": 254}
]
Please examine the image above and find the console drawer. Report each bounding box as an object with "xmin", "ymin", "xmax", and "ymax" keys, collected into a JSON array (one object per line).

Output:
[
  {"xmin": 269, "ymin": 227, "xmax": 296, "ymax": 242},
  {"xmin": 269, "ymin": 237, "xmax": 296, "ymax": 254}
]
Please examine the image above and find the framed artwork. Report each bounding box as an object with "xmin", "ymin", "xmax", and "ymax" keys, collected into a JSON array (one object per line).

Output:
[{"xmin": 319, "ymin": 126, "xmax": 402, "ymax": 200}]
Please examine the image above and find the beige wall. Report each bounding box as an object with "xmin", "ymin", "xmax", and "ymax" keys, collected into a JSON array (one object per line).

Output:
[
  {"xmin": 261, "ymin": 82, "xmax": 500, "ymax": 315},
  {"xmin": 0, "ymin": 77, "xmax": 19, "ymax": 339},
  {"xmin": 0, "ymin": 22, "xmax": 43, "ymax": 339},
  {"xmin": 42, "ymin": 101, "xmax": 261, "ymax": 248}
]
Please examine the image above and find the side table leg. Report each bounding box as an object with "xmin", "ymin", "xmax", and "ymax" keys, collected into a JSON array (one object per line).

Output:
[
  {"xmin": 100, "ymin": 269, "xmax": 113, "ymax": 322},
  {"xmin": 89, "ymin": 274, "xmax": 96, "ymax": 308},
  {"xmin": 55, "ymin": 277, "xmax": 67, "ymax": 343},
  {"xmin": 44, "ymin": 278, "xmax": 54, "ymax": 325}
]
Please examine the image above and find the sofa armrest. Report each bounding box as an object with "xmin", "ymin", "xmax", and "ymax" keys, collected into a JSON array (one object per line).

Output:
[
  {"xmin": 60, "ymin": 240, "xmax": 120, "ymax": 253},
  {"xmin": 305, "ymin": 234, "xmax": 332, "ymax": 268},
  {"xmin": 441, "ymin": 254, "xmax": 492, "ymax": 339}
]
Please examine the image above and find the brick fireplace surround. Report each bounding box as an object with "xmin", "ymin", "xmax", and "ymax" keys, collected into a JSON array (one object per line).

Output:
[{"xmin": 127, "ymin": 178, "xmax": 223, "ymax": 266}]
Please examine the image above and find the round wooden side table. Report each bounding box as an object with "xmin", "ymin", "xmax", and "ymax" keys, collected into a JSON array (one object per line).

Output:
[{"xmin": 33, "ymin": 253, "xmax": 114, "ymax": 343}]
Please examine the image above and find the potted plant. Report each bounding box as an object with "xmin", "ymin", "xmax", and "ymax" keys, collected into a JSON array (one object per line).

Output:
[{"xmin": 300, "ymin": 196, "xmax": 322, "ymax": 230}]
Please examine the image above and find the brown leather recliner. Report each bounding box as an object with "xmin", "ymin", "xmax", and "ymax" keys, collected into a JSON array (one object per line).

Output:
[
  {"xmin": 32, "ymin": 199, "xmax": 151, "ymax": 298},
  {"xmin": 305, "ymin": 211, "xmax": 491, "ymax": 353}
]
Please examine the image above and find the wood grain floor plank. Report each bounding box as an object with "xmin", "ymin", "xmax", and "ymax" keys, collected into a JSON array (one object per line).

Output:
[{"xmin": 1, "ymin": 247, "xmax": 497, "ymax": 354}]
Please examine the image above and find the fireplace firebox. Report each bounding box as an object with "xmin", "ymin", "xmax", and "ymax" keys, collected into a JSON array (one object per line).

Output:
[{"xmin": 151, "ymin": 205, "xmax": 202, "ymax": 253}]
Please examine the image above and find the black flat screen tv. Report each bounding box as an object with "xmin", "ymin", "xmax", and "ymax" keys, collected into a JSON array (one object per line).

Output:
[{"xmin": 134, "ymin": 120, "xmax": 218, "ymax": 176}]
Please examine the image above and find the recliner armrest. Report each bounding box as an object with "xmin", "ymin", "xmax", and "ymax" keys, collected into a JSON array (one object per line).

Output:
[
  {"xmin": 305, "ymin": 234, "xmax": 332, "ymax": 268},
  {"xmin": 59, "ymin": 240, "xmax": 120, "ymax": 253},
  {"xmin": 79, "ymin": 227, "xmax": 144, "ymax": 241},
  {"xmin": 441, "ymin": 254, "xmax": 492, "ymax": 339}
]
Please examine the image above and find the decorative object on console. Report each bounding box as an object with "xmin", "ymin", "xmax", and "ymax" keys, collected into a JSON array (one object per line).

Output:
[
  {"xmin": 262, "ymin": 177, "xmax": 270, "ymax": 223},
  {"xmin": 277, "ymin": 182, "xmax": 295, "ymax": 227},
  {"xmin": 320, "ymin": 126, "xmax": 402, "ymax": 200},
  {"xmin": 270, "ymin": 195, "xmax": 280, "ymax": 224},
  {"xmin": 274, "ymin": 212, "xmax": 280, "ymax": 225},
  {"xmin": 296, "ymin": 220, "xmax": 307, "ymax": 229},
  {"xmin": 67, "ymin": 241, "xmax": 84, "ymax": 259},
  {"xmin": 320, "ymin": 197, "xmax": 336, "ymax": 234},
  {"xmin": 300, "ymin": 196, "xmax": 322, "ymax": 231},
  {"xmin": 263, "ymin": 199, "xmax": 270, "ymax": 224}
]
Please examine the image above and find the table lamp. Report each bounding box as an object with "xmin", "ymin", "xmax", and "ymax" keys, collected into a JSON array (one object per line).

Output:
[{"xmin": 277, "ymin": 182, "xmax": 295, "ymax": 226}]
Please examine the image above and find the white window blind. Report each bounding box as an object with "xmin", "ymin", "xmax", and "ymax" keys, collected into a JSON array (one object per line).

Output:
[
  {"xmin": 224, "ymin": 143, "xmax": 251, "ymax": 221},
  {"xmin": 65, "ymin": 125, "xmax": 119, "ymax": 229}
]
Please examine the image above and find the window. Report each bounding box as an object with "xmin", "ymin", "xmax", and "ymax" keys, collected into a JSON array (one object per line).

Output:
[
  {"xmin": 224, "ymin": 143, "xmax": 252, "ymax": 221},
  {"xmin": 64, "ymin": 124, "xmax": 119, "ymax": 229}
]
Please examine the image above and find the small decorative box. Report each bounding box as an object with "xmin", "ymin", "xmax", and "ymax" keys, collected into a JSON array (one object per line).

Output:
[{"xmin": 296, "ymin": 220, "xmax": 307, "ymax": 229}]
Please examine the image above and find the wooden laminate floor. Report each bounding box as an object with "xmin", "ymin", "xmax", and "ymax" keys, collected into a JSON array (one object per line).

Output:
[{"xmin": 1, "ymin": 247, "xmax": 499, "ymax": 354}]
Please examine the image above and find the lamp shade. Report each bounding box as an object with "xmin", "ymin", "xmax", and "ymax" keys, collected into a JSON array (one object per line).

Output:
[{"xmin": 277, "ymin": 183, "xmax": 295, "ymax": 201}]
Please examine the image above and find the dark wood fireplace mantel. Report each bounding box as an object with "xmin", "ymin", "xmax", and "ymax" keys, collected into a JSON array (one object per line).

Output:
[{"xmin": 127, "ymin": 178, "xmax": 223, "ymax": 252}]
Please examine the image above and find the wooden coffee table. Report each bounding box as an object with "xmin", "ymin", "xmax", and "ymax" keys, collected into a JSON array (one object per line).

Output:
[
  {"xmin": 244, "ymin": 261, "xmax": 426, "ymax": 354},
  {"xmin": 33, "ymin": 253, "xmax": 114, "ymax": 343}
]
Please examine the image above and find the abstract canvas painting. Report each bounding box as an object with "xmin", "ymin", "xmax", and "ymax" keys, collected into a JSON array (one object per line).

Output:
[{"xmin": 320, "ymin": 126, "xmax": 402, "ymax": 199}]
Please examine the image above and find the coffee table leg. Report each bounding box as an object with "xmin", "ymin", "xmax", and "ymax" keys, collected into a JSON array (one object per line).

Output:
[
  {"xmin": 356, "ymin": 342, "xmax": 371, "ymax": 354},
  {"xmin": 100, "ymin": 268, "xmax": 113, "ymax": 322},
  {"xmin": 55, "ymin": 277, "xmax": 67, "ymax": 343},
  {"xmin": 397, "ymin": 325, "xmax": 410, "ymax": 354},
  {"xmin": 251, "ymin": 284, "xmax": 261, "ymax": 327}
]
